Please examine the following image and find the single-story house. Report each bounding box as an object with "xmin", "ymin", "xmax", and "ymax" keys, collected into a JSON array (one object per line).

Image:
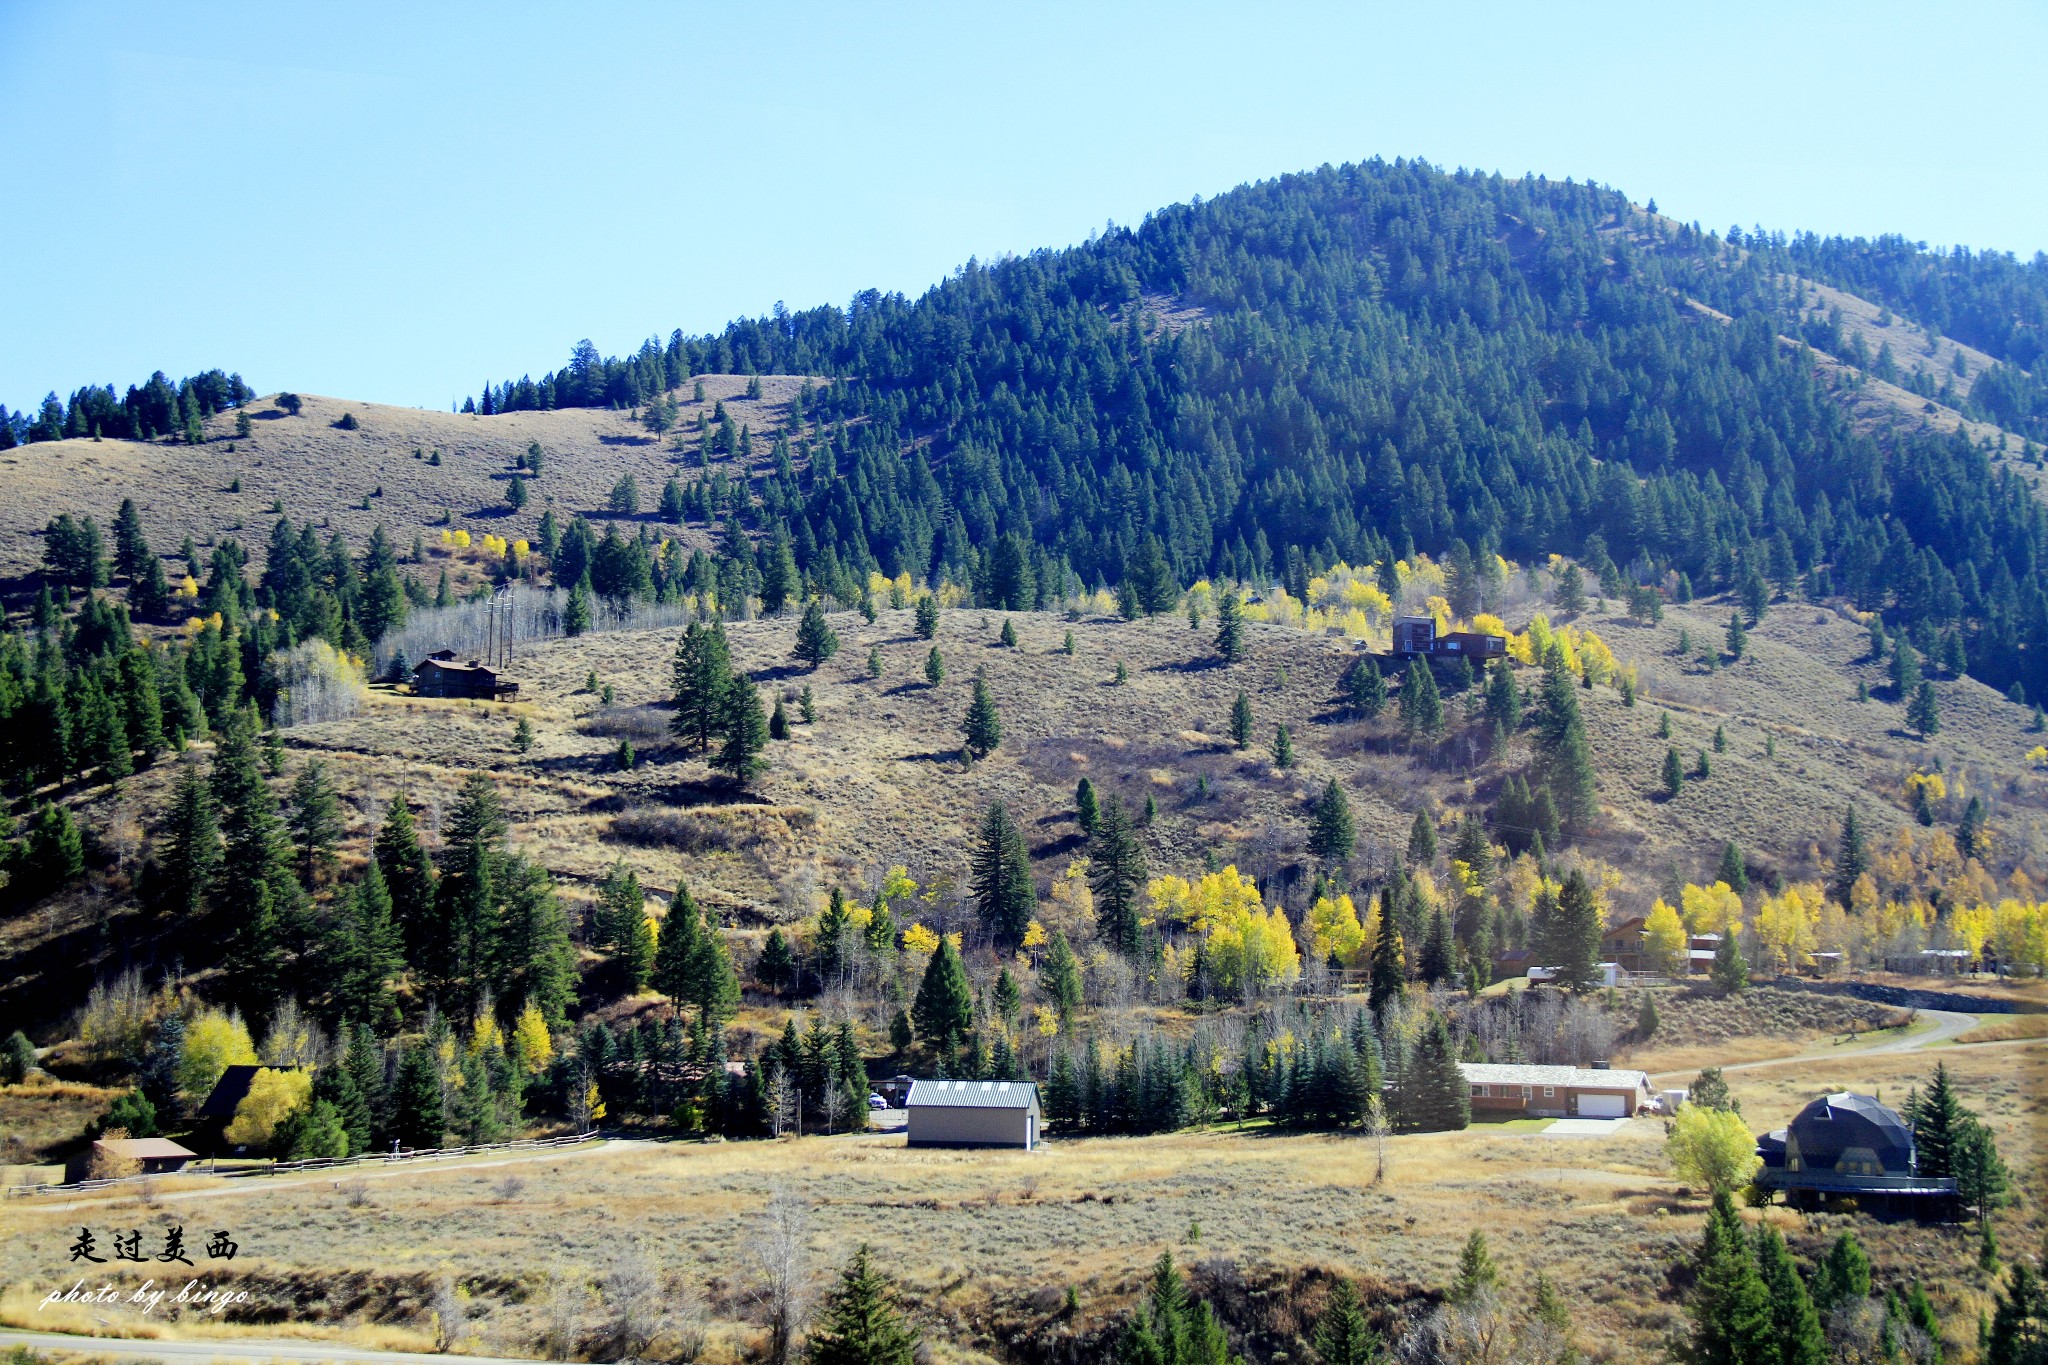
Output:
[
  {"xmin": 414, "ymin": 657, "xmax": 519, "ymax": 700},
  {"xmin": 1756, "ymin": 1092, "xmax": 1957, "ymax": 1211},
  {"xmin": 1459, "ymin": 1062, "xmax": 1652, "ymax": 1119},
  {"xmin": 905, "ymin": 1079, "xmax": 1041, "ymax": 1148},
  {"xmin": 66, "ymin": 1136, "xmax": 197, "ymax": 1183}
]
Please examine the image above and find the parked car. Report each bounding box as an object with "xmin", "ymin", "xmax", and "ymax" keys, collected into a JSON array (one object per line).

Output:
[{"xmin": 868, "ymin": 1093, "xmax": 888, "ymax": 1110}]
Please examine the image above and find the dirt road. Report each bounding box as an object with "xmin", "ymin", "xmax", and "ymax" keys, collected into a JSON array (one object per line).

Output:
[{"xmin": 0, "ymin": 1327, "xmax": 542, "ymax": 1364}]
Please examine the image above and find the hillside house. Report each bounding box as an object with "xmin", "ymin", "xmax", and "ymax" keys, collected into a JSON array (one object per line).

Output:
[
  {"xmin": 66, "ymin": 1136, "xmax": 196, "ymax": 1182},
  {"xmin": 1459, "ymin": 1062, "xmax": 1652, "ymax": 1119},
  {"xmin": 1600, "ymin": 916, "xmax": 1649, "ymax": 972},
  {"xmin": 905, "ymin": 1079, "xmax": 1041, "ymax": 1148},
  {"xmin": 1390, "ymin": 616, "xmax": 1509, "ymax": 661},
  {"xmin": 1756, "ymin": 1092, "xmax": 1957, "ymax": 1212},
  {"xmin": 414, "ymin": 656, "xmax": 520, "ymax": 700}
]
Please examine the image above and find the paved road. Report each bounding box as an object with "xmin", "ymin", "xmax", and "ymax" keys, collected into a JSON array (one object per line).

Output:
[
  {"xmin": 1650, "ymin": 1009, "xmax": 2009, "ymax": 1084},
  {"xmin": 0, "ymin": 1328, "xmax": 543, "ymax": 1364}
]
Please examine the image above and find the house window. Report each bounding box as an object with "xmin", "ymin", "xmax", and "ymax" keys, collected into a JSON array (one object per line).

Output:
[
  {"xmin": 1520, "ymin": 1086, "xmax": 1532, "ymax": 1099},
  {"xmin": 1471, "ymin": 1085, "xmax": 1487, "ymax": 1097},
  {"xmin": 1543, "ymin": 1086, "xmax": 1556, "ymax": 1098}
]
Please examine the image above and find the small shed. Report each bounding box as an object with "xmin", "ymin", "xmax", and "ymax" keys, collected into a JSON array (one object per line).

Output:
[
  {"xmin": 414, "ymin": 657, "xmax": 519, "ymax": 700},
  {"xmin": 905, "ymin": 1079, "xmax": 1041, "ymax": 1148},
  {"xmin": 1460, "ymin": 1062, "xmax": 1652, "ymax": 1119},
  {"xmin": 66, "ymin": 1137, "xmax": 196, "ymax": 1183}
]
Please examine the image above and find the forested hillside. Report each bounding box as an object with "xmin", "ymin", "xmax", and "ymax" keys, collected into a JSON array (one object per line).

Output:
[{"xmin": 463, "ymin": 160, "xmax": 2048, "ymax": 707}]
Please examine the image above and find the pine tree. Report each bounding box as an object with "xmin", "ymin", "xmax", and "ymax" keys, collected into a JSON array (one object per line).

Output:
[
  {"xmin": 670, "ymin": 621, "xmax": 733, "ymax": 752},
  {"xmin": 1214, "ymin": 590, "xmax": 1246, "ymax": 663},
  {"xmin": 1534, "ymin": 649, "xmax": 1598, "ymax": 831},
  {"xmin": 715, "ymin": 676, "xmax": 770, "ymax": 785},
  {"xmin": 924, "ymin": 646, "xmax": 944, "ymax": 686},
  {"xmin": 390, "ymin": 1043, "xmax": 444, "ymax": 1149},
  {"xmin": 999, "ymin": 617, "xmax": 1017, "ymax": 647},
  {"xmin": 1346, "ymin": 655, "xmax": 1388, "ymax": 719},
  {"xmin": 1957, "ymin": 796, "xmax": 1989, "ymax": 860},
  {"xmin": 769, "ymin": 699, "xmax": 790, "ymax": 740},
  {"xmin": 866, "ymin": 645, "xmax": 882, "ymax": 679},
  {"xmin": 1663, "ymin": 746, "xmax": 1686, "ymax": 798},
  {"xmin": 375, "ymin": 795, "xmax": 436, "ymax": 960},
  {"xmin": 759, "ymin": 527, "xmax": 800, "ymax": 614},
  {"xmin": 971, "ymin": 801, "xmax": 1035, "ymax": 948},
  {"xmin": 1754, "ymin": 1225, "xmax": 1826, "ymax": 1365},
  {"xmin": 914, "ymin": 594, "xmax": 940, "ymax": 640},
  {"xmin": 1709, "ymin": 929, "xmax": 1749, "ymax": 994},
  {"xmin": 1717, "ymin": 841, "xmax": 1749, "ymax": 894},
  {"xmin": 1399, "ymin": 661, "xmax": 1444, "ymax": 742},
  {"xmin": 337, "ymin": 862, "xmax": 402, "ymax": 1032},
  {"xmin": 1273, "ymin": 724, "xmax": 1294, "ymax": 768},
  {"xmin": 563, "ymin": 574, "xmax": 593, "ymax": 636},
  {"xmin": 912, "ymin": 935, "xmax": 973, "ymax": 1047},
  {"xmin": 1909, "ymin": 680, "xmax": 1941, "ymax": 738},
  {"xmin": 1404, "ymin": 1013, "xmax": 1469, "ymax": 1132},
  {"xmin": 1687, "ymin": 1192, "xmax": 1770, "ymax": 1365},
  {"xmin": 1449, "ymin": 1230, "xmax": 1499, "ymax": 1304},
  {"xmin": 596, "ymin": 863, "xmax": 655, "ymax": 993},
  {"xmin": 1830, "ymin": 806, "xmax": 1870, "ymax": 906},
  {"xmin": 210, "ymin": 711, "xmax": 301, "ymax": 1022},
  {"xmin": 652, "ymin": 883, "xmax": 704, "ymax": 1011},
  {"xmin": 1075, "ymin": 777, "xmax": 1100, "ymax": 834},
  {"xmin": 1368, "ymin": 887, "xmax": 1406, "ymax": 1014},
  {"xmin": 1553, "ymin": 869, "xmax": 1602, "ymax": 991},
  {"xmin": 1089, "ymin": 797, "xmax": 1146, "ymax": 954},
  {"xmin": 961, "ymin": 671, "xmax": 1001, "ymax": 758},
  {"xmin": 756, "ymin": 927, "xmax": 797, "ymax": 993},
  {"xmin": 1913, "ymin": 1061, "xmax": 1966, "ymax": 1178},
  {"xmin": 1406, "ymin": 811, "xmax": 1436, "ymax": 865},
  {"xmin": 1418, "ymin": 907, "xmax": 1454, "ymax": 984},
  {"xmin": 1040, "ymin": 930, "xmax": 1083, "ymax": 1020},
  {"xmin": 1229, "ymin": 690, "xmax": 1254, "ymax": 748},
  {"xmin": 806, "ymin": 1245, "xmax": 920, "ymax": 1365},
  {"xmin": 1891, "ymin": 639, "xmax": 1923, "ymax": 698},
  {"xmin": 1313, "ymin": 1278, "xmax": 1380, "ymax": 1365},
  {"xmin": 794, "ymin": 598, "xmax": 840, "ymax": 668},
  {"xmin": 1725, "ymin": 611, "xmax": 1747, "ymax": 661},
  {"xmin": 288, "ymin": 759, "xmax": 342, "ymax": 886},
  {"xmin": 1309, "ymin": 780, "xmax": 1357, "ymax": 865},
  {"xmin": 1810, "ymin": 1232, "xmax": 1871, "ymax": 1316},
  {"xmin": 158, "ymin": 758, "xmax": 221, "ymax": 916}
]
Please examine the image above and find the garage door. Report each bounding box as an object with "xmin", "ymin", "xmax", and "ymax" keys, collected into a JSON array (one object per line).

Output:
[{"xmin": 1578, "ymin": 1094, "xmax": 1628, "ymax": 1118}]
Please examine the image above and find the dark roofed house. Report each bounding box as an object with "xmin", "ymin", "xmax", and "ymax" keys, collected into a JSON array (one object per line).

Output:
[
  {"xmin": 198, "ymin": 1065, "xmax": 267, "ymax": 1120},
  {"xmin": 1756, "ymin": 1092, "xmax": 1956, "ymax": 1213},
  {"xmin": 414, "ymin": 656, "xmax": 519, "ymax": 700}
]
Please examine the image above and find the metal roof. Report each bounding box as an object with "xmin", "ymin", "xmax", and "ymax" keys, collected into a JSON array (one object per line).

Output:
[
  {"xmin": 1459, "ymin": 1062, "xmax": 1651, "ymax": 1090},
  {"xmin": 95, "ymin": 1137, "xmax": 196, "ymax": 1160},
  {"xmin": 905, "ymin": 1079, "xmax": 1040, "ymax": 1110}
]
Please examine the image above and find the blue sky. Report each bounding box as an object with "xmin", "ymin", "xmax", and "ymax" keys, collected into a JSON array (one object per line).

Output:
[{"xmin": 4, "ymin": 2, "xmax": 2043, "ymax": 412}]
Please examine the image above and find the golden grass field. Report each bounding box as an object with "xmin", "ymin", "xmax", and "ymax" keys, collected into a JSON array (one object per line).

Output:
[{"xmin": 0, "ymin": 1042, "xmax": 2037, "ymax": 1365}]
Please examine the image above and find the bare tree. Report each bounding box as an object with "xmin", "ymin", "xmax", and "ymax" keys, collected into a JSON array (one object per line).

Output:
[
  {"xmin": 433, "ymin": 1272, "xmax": 469, "ymax": 1353},
  {"xmin": 601, "ymin": 1244, "xmax": 665, "ymax": 1361},
  {"xmin": 667, "ymin": 1263, "xmax": 708, "ymax": 1364},
  {"xmin": 769, "ymin": 1065, "xmax": 800, "ymax": 1138},
  {"xmin": 538, "ymin": 1269, "xmax": 586, "ymax": 1362},
  {"xmin": 748, "ymin": 1188, "xmax": 814, "ymax": 1365},
  {"xmin": 1366, "ymin": 1094, "xmax": 1392, "ymax": 1186}
]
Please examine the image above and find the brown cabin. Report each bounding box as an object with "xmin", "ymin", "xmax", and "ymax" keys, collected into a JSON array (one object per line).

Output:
[
  {"xmin": 1390, "ymin": 616, "xmax": 1507, "ymax": 661},
  {"xmin": 1600, "ymin": 915, "xmax": 1649, "ymax": 972},
  {"xmin": 414, "ymin": 657, "xmax": 519, "ymax": 700},
  {"xmin": 66, "ymin": 1137, "xmax": 197, "ymax": 1182}
]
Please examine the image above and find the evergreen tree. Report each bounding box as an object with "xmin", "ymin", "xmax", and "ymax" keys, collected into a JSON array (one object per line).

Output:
[
  {"xmin": 1403, "ymin": 1013, "xmax": 1468, "ymax": 1132},
  {"xmin": 1309, "ymin": 780, "xmax": 1356, "ymax": 865},
  {"xmin": 288, "ymin": 759, "xmax": 342, "ymax": 886},
  {"xmin": 1710, "ymin": 929, "xmax": 1750, "ymax": 994},
  {"xmin": 390, "ymin": 1043, "xmax": 445, "ymax": 1149},
  {"xmin": 715, "ymin": 676, "xmax": 770, "ymax": 785},
  {"xmin": 756, "ymin": 927, "xmax": 797, "ymax": 993},
  {"xmin": 1909, "ymin": 680, "xmax": 1942, "ymax": 737},
  {"xmin": 911, "ymin": 935, "xmax": 973, "ymax": 1047},
  {"xmin": 1368, "ymin": 888, "xmax": 1406, "ymax": 1014},
  {"xmin": 1717, "ymin": 842, "xmax": 1749, "ymax": 894},
  {"xmin": 157, "ymin": 758, "xmax": 221, "ymax": 916},
  {"xmin": 1229, "ymin": 690, "xmax": 1254, "ymax": 748},
  {"xmin": 1040, "ymin": 930, "xmax": 1083, "ymax": 1021},
  {"xmin": 794, "ymin": 598, "xmax": 840, "ymax": 668},
  {"xmin": 1830, "ymin": 806, "xmax": 1870, "ymax": 905},
  {"xmin": 1913, "ymin": 1061, "xmax": 1966, "ymax": 1179},
  {"xmin": 1686, "ymin": 1192, "xmax": 1770, "ymax": 1365},
  {"xmin": 1754, "ymin": 1225, "xmax": 1826, "ymax": 1365},
  {"xmin": 1449, "ymin": 1230, "xmax": 1499, "ymax": 1304},
  {"xmin": 769, "ymin": 699, "xmax": 790, "ymax": 739},
  {"xmin": 1417, "ymin": 907, "xmax": 1454, "ymax": 985},
  {"xmin": 1406, "ymin": 811, "xmax": 1437, "ymax": 865},
  {"xmin": 1089, "ymin": 797, "xmax": 1146, "ymax": 954},
  {"xmin": 1313, "ymin": 1278, "xmax": 1380, "ymax": 1365},
  {"xmin": 336, "ymin": 862, "xmax": 402, "ymax": 1032},
  {"xmin": 1810, "ymin": 1232, "xmax": 1871, "ymax": 1317},
  {"xmin": 1346, "ymin": 655, "xmax": 1388, "ymax": 720},
  {"xmin": 596, "ymin": 863, "xmax": 655, "ymax": 993},
  {"xmin": 374, "ymin": 795, "xmax": 436, "ymax": 960},
  {"xmin": 1663, "ymin": 746, "xmax": 1686, "ymax": 798},
  {"xmin": 1891, "ymin": 639, "xmax": 1923, "ymax": 698},
  {"xmin": 1533, "ymin": 648, "xmax": 1598, "ymax": 832},
  {"xmin": 1725, "ymin": 612, "xmax": 1747, "ymax": 661},
  {"xmin": 1075, "ymin": 777, "xmax": 1100, "ymax": 834},
  {"xmin": 914, "ymin": 594, "xmax": 940, "ymax": 640},
  {"xmin": 806, "ymin": 1245, "xmax": 920, "ymax": 1365},
  {"xmin": 670, "ymin": 621, "xmax": 734, "ymax": 752},
  {"xmin": 1273, "ymin": 724, "xmax": 1294, "ymax": 768},
  {"xmin": 759, "ymin": 527, "xmax": 800, "ymax": 615},
  {"xmin": 924, "ymin": 646, "xmax": 944, "ymax": 686},
  {"xmin": 1552, "ymin": 869, "xmax": 1602, "ymax": 991},
  {"xmin": 999, "ymin": 617, "xmax": 1017, "ymax": 647},
  {"xmin": 1957, "ymin": 796, "xmax": 1990, "ymax": 860},
  {"xmin": 1214, "ymin": 590, "xmax": 1246, "ymax": 663},
  {"xmin": 970, "ymin": 800, "xmax": 1036, "ymax": 949},
  {"xmin": 652, "ymin": 882, "xmax": 704, "ymax": 1011},
  {"xmin": 210, "ymin": 711, "xmax": 302, "ymax": 1021},
  {"xmin": 1399, "ymin": 661, "xmax": 1444, "ymax": 742},
  {"xmin": 961, "ymin": 671, "xmax": 1002, "ymax": 758},
  {"xmin": 563, "ymin": 574, "xmax": 593, "ymax": 636}
]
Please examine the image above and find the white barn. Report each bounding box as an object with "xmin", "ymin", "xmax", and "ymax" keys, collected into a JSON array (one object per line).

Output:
[{"xmin": 905, "ymin": 1079, "xmax": 1042, "ymax": 1149}]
